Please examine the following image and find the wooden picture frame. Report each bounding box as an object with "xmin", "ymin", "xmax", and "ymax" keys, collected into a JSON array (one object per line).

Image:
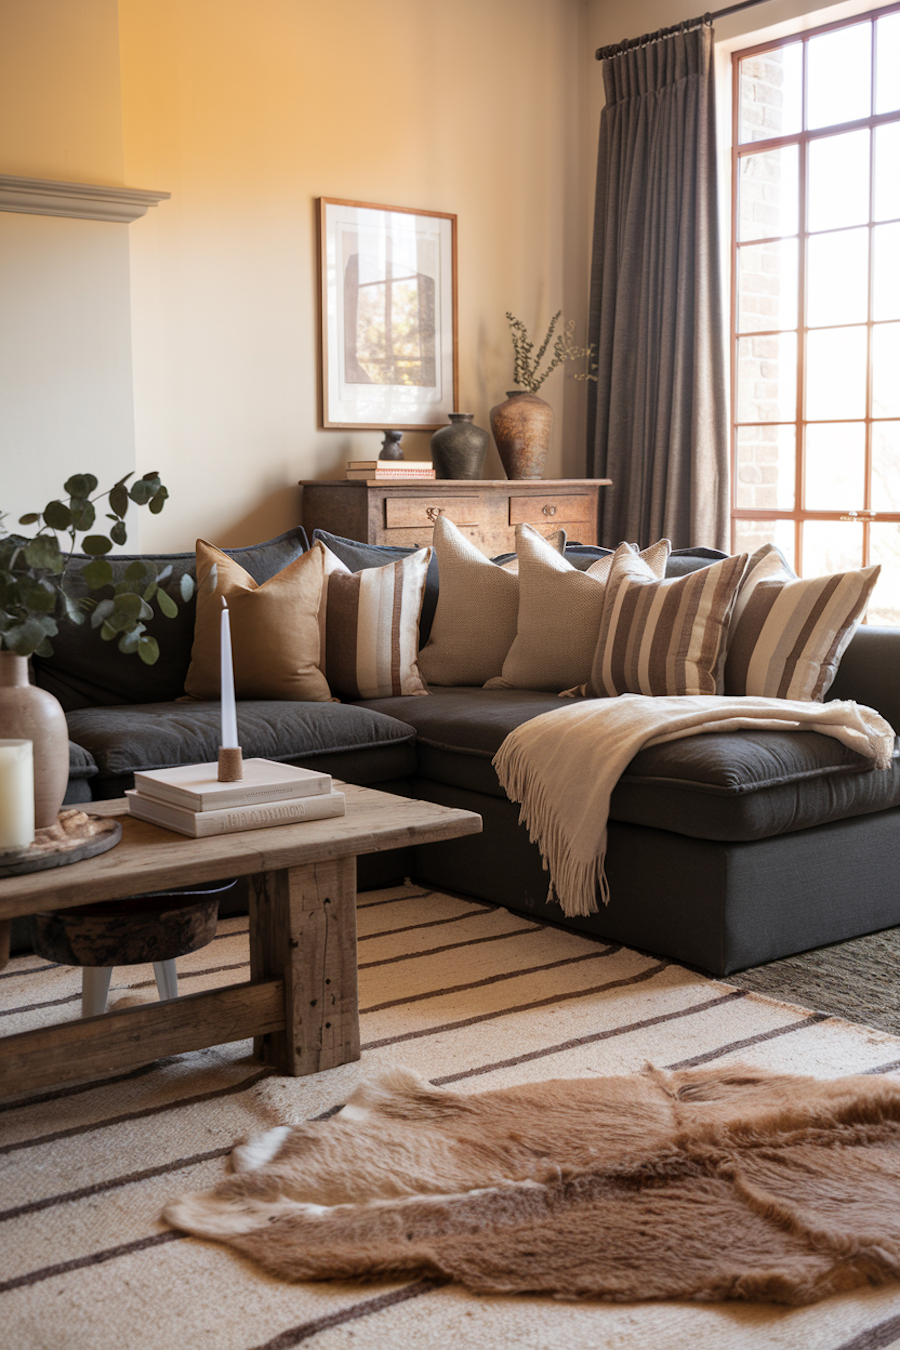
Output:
[{"xmin": 317, "ymin": 197, "xmax": 458, "ymax": 430}]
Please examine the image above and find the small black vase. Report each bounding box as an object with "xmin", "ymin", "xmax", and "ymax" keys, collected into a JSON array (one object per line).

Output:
[{"xmin": 430, "ymin": 414, "xmax": 489, "ymax": 480}]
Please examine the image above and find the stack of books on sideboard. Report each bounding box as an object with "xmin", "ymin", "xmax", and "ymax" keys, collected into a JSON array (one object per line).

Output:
[
  {"xmin": 345, "ymin": 460, "xmax": 436, "ymax": 480},
  {"xmin": 126, "ymin": 759, "xmax": 345, "ymax": 837}
]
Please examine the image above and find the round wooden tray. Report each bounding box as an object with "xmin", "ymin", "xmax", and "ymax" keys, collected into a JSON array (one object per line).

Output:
[{"xmin": 0, "ymin": 810, "xmax": 122, "ymax": 878}]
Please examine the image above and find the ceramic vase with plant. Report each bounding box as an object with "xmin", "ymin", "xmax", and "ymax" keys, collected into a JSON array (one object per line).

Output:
[
  {"xmin": 0, "ymin": 471, "xmax": 191, "ymax": 829},
  {"xmin": 491, "ymin": 311, "xmax": 596, "ymax": 480}
]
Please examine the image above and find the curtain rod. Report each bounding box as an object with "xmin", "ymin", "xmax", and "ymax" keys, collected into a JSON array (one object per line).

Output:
[{"xmin": 595, "ymin": 0, "xmax": 771, "ymax": 60}]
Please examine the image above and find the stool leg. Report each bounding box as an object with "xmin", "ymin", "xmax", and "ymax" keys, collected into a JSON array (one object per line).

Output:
[
  {"xmin": 153, "ymin": 959, "xmax": 178, "ymax": 1001},
  {"xmin": 82, "ymin": 967, "xmax": 113, "ymax": 1018}
]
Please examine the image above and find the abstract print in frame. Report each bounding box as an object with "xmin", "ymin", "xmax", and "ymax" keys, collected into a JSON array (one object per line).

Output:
[{"xmin": 318, "ymin": 198, "xmax": 458, "ymax": 430}]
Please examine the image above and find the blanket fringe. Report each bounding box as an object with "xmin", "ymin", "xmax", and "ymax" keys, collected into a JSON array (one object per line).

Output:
[{"xmin": 497, "ymin": 740, "xmax": 607, "ymax": 917}]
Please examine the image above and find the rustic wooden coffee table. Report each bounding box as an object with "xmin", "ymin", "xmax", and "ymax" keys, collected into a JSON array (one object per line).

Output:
[{"xmin": 0, "ymin": 783, "xmax": 481, "ymax": 1097}]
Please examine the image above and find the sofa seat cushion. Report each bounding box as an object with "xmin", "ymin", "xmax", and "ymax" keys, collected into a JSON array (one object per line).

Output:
[
  {"xmin": 66, "ymin": 701, "xmax": 417, "ymax": 796},
  {"xmin": 357, "ymin": 687, "xmax": 900, "ymax": 842}
]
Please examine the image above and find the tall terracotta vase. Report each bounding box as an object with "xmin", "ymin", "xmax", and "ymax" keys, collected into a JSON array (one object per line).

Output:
[
  {"xmin": 0, "ymin": 652, "xmax": 69, "ymax": 828},
  {"xmin": 489, "ymin": 390, "xmax": 553, "ymax": 480}
]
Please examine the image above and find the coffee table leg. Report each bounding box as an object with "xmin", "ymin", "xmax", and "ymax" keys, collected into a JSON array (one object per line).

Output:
[{"xmin": 248, "ymin": 855, "xmax": 360, "ymax": 1076}]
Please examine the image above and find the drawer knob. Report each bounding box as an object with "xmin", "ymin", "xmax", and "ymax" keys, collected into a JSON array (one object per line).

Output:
[
  {"xmin": 425, "ymin": 506, "xmax": 444, "ymax": 522},
  {"xmin": 542, "ymin": 504, "xmax": 557, "ymax": 516}
]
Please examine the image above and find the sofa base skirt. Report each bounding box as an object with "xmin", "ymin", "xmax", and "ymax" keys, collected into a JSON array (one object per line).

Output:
[{"xmin": 409, "ymin": 780, "xmax": 900, "ymax": 977}]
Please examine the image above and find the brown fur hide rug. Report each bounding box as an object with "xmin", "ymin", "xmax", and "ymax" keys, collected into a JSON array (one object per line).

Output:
[{"xmin": 163, "ymin": 1064, "xmax": 900, "ymax": 1304}]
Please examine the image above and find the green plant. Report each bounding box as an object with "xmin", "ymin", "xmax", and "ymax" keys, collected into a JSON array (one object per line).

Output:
[
  {"xmin": 0, "ymin": 471, "xmax": 194, "ymax": 663},
  {"xmin": 506, "ymin": 311, "xmax": 597, "ymax": 394}
]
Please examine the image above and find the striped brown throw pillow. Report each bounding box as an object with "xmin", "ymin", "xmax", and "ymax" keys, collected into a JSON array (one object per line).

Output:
[
  {"xmin": 323, "ymin": 548, "xmax": 431, "ymax": 700},
  {"xmin": 724, "ymin": 544, "xmax": 880, "ymax": 700},
  {"xmin": 590, "ymin": 545, "xmax": 748, "ymax": 698}
]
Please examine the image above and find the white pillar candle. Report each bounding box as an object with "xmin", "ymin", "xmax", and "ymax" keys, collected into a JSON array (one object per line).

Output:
[
  {"xmin": 220, "ymin": 599, "xmax": 239, "ymax": 749},
  {"xmin": 0, "ymin": 740, "xmax": 35, "ymax": 851}
]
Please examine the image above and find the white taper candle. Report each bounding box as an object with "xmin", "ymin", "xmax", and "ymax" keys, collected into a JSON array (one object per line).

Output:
[
  {"xmin": 220, "ymin": 599, "xmax": 239, "ymax": 749},
  {"xmin": 0, "ymin": 740, "xmax": 35, "ymax": 851}
]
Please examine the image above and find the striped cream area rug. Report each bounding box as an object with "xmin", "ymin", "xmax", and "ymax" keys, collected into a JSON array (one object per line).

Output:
[{"xmin": 4, "ymin": 883, "xmax": 900, "ymax": 1350}]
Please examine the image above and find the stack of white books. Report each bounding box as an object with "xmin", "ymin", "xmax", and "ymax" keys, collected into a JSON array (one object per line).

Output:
[
  {"xmin": 125, "ymin": 758, "xmax": 346, "ymax": 837},
  {"xmin": 345, "ymin": 460, "xmax": 436, "ymax": 480}
]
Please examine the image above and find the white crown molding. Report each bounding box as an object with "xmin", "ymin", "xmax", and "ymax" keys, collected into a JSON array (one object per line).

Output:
[{"xmin": 0, "ymin": 175, "xmax": 170, "ymax": 223}]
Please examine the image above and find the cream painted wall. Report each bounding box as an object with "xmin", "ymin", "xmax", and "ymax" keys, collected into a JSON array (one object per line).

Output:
[
  {"xmin": 0, "ymin": 0, "xmax": 139, "ymax": 535},
  {"xmin": 119, "ymin": 0, "xmax": 591, "ymax": 551}
]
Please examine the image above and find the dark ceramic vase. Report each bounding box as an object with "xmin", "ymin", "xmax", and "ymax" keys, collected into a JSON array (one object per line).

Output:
[
  {"xmin": 489, "ymin": 390, "xmax": 553, "ymax": 480},
  {"xmin": 429, "ymin": 414, "xmax": 489, "ymax": 480}
]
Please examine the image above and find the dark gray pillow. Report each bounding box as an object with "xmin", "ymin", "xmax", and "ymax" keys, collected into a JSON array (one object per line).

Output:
[
  {"xmin": 33, "ymin": 526, "xmax": 310, "ymax": 711},
  {"xmin": 666, "ymin": 546, "xmax": 729, "ymax": 578},
  {"xmin": 313, "ymin": 529, "xmax": 440, "ymax": 646}
]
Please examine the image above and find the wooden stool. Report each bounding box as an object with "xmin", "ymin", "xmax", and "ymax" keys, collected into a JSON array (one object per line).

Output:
[{"xmin": 30, "ymin": 880, "xmax": 236, "ymax": 1017}]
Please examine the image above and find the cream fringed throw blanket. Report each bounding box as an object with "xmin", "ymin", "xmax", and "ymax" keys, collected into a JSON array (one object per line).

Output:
[{"xmin": 492, "ymin": 695, "xmax": 896, "ymax": 918}]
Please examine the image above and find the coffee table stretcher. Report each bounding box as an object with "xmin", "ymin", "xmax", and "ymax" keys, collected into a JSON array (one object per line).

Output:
[{"xmin": 0, "ymin": 785, "xmax": 481, "ymax": 1097}]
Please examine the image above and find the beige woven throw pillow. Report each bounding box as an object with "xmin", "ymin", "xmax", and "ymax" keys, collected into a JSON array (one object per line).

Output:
[
  {"xmin": 589, "ymin": 543, "xmax": 748, "ymax": 698},
  {"xmin": 321, "ymin": 546, "xmax": 431, "ymax": 700},
  {"xmin": 724, "ymin": 544, "xmax": 880, "ymax": 700},
  {"xmin": 487, "ymin": 526, "xmax": 670, "ymax": 694},
  {"xmin": 185, "ymin": 539, "xmax": 331, "ymax": 702},
  {"xmin": 416, "ymin": 515, "xmax": 521, "ymax": 686}
]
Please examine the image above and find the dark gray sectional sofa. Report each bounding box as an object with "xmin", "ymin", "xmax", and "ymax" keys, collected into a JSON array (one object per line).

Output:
[{"xmin": 34, "ymin": 525, "xmax": 900, "ymax": 978}]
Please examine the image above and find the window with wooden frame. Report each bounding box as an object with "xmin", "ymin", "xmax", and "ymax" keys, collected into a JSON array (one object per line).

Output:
[{"xmin": 731, "ymin": 3, "xmax": 900, "ymax": 625}]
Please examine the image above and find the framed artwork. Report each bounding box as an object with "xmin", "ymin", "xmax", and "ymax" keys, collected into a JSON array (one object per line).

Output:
[{"xmin": 317, "ymin": 197, "xmax": 458, "ymax": 430}]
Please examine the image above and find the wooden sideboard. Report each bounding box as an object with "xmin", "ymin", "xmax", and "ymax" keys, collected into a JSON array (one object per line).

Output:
[{"xmin": 299, "ymin": 479, "xmax": 610, "ymax": 557}]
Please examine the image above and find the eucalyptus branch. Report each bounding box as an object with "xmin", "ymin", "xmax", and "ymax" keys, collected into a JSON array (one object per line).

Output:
[
  {"xmin": 0, "ymin": 470, "xmax": 190, "ymax": 661},
  {"xmin": 505, "ymin": 311, "xmax": 598, "ymax": 394}
]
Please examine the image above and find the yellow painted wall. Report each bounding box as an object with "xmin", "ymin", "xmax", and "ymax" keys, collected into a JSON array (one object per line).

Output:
[
  {"xmin": 0, "ymin": 0, "xmax": 138, "ymax": 530},
  {"xmin": 119, "ymin": 0, "xmax": 592, "ymax": 550}
]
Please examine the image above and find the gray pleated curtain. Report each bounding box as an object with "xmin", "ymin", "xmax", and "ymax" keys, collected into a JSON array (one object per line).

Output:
[{"xmin": 587, "ymin": 24, "xmax": 729, "ymax": 552}]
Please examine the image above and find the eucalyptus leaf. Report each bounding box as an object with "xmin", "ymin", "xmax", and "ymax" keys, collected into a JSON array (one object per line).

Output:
[
  {"xmin": 81, "ymin": 534, "xmax": 113, "ymax": 557},
  {"xmin": 117, "ymin": 626, "xmax": 142, "ymax": 654},
  {"xmin": 138, "ymin": 598, "xmax": 154, "ymax": 621},
  {"xmin": 149, "ymin": 486, "xmax": 169, "ymax": 515},
  {"xmin": 156, "ymin": 564, "xmax": 172, "ymax": 583},
  {"xmin": 109, "ymin": 483, "xmax": 129, "ymax": 518},
  {"xmin": 43, "ymin": 500, "xmax": 72, "ymax": 530},
  {"xmin": 64, "ymin": 474, "xmax": 92, "ymax": 500},
  {"xmin": 82, "ymin": 558, "xmax": 113, "ymax": 589},
  {"xmin": 91, "ymin": 598, "xmax": 116, "ymax": 630},
  {"xmin": 110, "ymin": 521, "xmax": 127, "ymax": 546},
  {"xmin": 157, "ymin": 589, "xmax": 178, "ymax": 618},
  {"xmin": 62, "ymin": 592, "xmax": 85, "ymax": 625},
  {"xmin": 113, "ymin": 592, "xmax": 143, "ymax": 619},
  {"xmin": 100, "ymin": 621, "xmax": 117, "ymax": 641},
  {"xmin": 128, "ymin": 479, "xmax": 155, "ymax": 506},
  {"xmin": 69, "ymin": 499, "xmax": 95, "ymax": 532},
  {"xmin": 180, "ymin": 574, "xmax": 195, "ymax": 602},
  {"xmin": 17, "ymin": 513, "xmax": 40, "ymax": 526},
  {"xmin": 23, "ymin": 535, "xmax": 63, "ymax": 572},
  {"xmin": 137, "ymin": 634, "xmax": 160, "ymax": 665},
  {"xmin": 124, "ymin": 560, "xmax": 147, "ymax": 581}
]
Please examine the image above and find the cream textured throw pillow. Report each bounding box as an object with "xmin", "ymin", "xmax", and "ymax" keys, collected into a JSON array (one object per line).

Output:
[
  {"xmin": 487, "ymin": 526, "xmax": 670, "ymax": 694},
  {"xmin": 185, "ymin": 539, "xmax": 331, "ymax": 702},
  {"xmin": 589, "ymin": 544, "xmax": 748, "ymax": 698},
  {"xmin": 417, "ymin": 515, "xmax": 521, "ymax": 686},
  {"xmin": 322, "ymin": 547, "xmax": 431, "ymax": 700},
  {"xmin": 724, "ymin": 544, "xmax": 880, "ymax": 700}
]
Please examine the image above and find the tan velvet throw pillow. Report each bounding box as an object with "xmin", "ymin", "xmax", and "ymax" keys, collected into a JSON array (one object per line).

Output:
[
  {"xmin": 417, "ymin": 514, "xmax": 522, "ymax": 687},
  {"xmin": 321, "ymin": 546, "xmax": 431, "ymax": 700},
  {"xmin": 486, "ymin": 526, "xmax": 671, "ymax": 694},
  {"xmin": 724, "ymin": 543, "xmax": 881, "ymax": 700},
  {"xmin": 589, "ymin": 544, "xmax": 748, "ymax": 698},
  {"xmin": 184, "ymin": 539, "xmax": 332, "ymax": 702}
]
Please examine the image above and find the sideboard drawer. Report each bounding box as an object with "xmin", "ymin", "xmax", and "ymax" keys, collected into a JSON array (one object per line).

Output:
[
  {"xmin": 509, "ymin": 494, "xmax": 593, "ymax": 526},
  {"xmin": 384, "ymin": 497, "xmax": 479, "ymax": 530}
]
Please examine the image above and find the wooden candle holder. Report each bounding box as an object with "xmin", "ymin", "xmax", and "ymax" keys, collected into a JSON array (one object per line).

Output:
[{"xmin": 217, "ymin": 747, "xmax": 243, "ymax": 782}]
